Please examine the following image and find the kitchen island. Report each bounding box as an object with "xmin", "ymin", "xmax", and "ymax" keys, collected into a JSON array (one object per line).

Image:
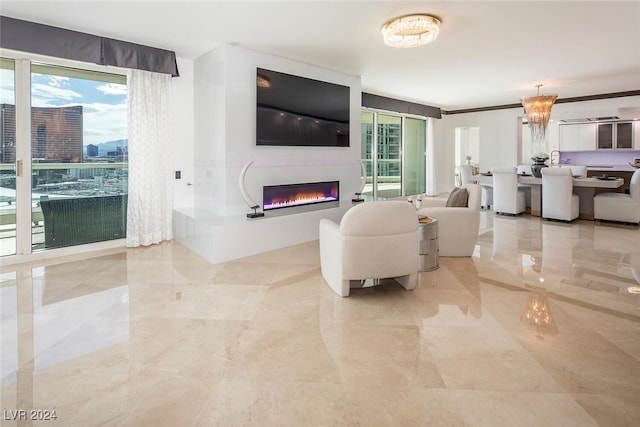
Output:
[{"xmin": 585, "ymin": 165, "xmax": 637, "ymax": 194}]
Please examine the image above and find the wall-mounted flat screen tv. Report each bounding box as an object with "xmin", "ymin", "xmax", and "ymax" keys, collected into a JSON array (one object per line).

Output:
[{"xmin": 256, "ymin": 68, "xmax": 350, "ymax": 147}]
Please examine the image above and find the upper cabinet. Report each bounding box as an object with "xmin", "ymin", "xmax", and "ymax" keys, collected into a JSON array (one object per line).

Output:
[
  {"xmin": 559, "ymin": 123, "xmax": 597, "ymax": 151},
  {"xmin": 597, "ymin": 121, "xmax": 634, "ymax": 150}
]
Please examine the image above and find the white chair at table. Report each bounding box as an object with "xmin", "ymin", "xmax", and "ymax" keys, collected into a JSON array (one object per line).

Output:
[
  {"xmin": 541, "ymin": 167, "xmax": 579, "ymax": 221},
  {"xmin": 567, "ymin": 165, "xmax": 588, "ymax": 177},
  {"xmin": 593, "ymin": 169, "xmax": 640, "ymax": 224},
  {"xmin": 516, "ymin": 164, "xmax": 532, "ymax": 208},
  {"xmin": 479, "ymin": 167, "xmax": 493, "ymax": 210},
  {"xmin": 458, "ymin": 164, "xmax": 474, "ymax": 186},
  {"xmin": 480, "ymin": 185, "xmax": 493, "ymax": 210},
  {"xmin": 491, "ymin": 167, "xmax": 526, "ymax": 215},
  {"xmin": 461, "ymin": 163, "xmax": 490, "ymax": 209}
]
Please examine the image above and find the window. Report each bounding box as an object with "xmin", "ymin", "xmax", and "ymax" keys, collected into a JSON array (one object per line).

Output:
[
  {"xmin": 0, "ymin": 56, "xmax": 127, "ymax": 257},
  {"xmin": 361, "ymin": 109, "xmax": 428, "ymax": 198}
]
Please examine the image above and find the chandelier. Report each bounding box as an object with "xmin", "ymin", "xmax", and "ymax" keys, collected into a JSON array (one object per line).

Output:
[
  {"xmin": 521, "ymin": 84, "xmax": 557, "ymax": 141},
  {"xmin": 381, "ymin": 14, "xmax": 441, "ymax": 48}
]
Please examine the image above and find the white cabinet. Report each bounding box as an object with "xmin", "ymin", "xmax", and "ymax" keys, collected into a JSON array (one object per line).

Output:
[
  {"xmin": 597, "ymin": 121, "xmax": 634, "ymax": 150},
  {"xmin": 559, "ymin": 123, "xmax": 597, "ymax": 151}
]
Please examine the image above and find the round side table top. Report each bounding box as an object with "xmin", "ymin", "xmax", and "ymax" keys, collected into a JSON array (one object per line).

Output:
[{"xmin": 418, "ymin": 216, "xmax": 435, "ymax": 224}]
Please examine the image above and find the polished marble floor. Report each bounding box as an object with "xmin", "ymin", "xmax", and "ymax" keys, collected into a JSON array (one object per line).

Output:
[{"xmin": 1, "ymin": 211, "xmax": 639, "ymax": 426}]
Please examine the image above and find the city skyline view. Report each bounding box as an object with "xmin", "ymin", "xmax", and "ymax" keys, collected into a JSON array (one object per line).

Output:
[{"xmin": 0, "ymin": 62, "xmax": 127, "ymax": 148}]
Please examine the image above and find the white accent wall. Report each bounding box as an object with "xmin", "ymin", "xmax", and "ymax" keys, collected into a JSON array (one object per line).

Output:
[{"xmin": 174, "ymin": 45, "xmax": 362, "ymax": 264}]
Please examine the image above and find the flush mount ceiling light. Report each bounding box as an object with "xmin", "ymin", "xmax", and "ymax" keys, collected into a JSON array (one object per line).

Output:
[
  {"xmin": 521, "ymin": 84, "xmax": 558, "ymax": 141},
  {"xmin": 381, "ymin": 14, "xmax": 441, "ymax": 48},
  {"xmin": 256, "ymin": 73, "xmax": 271, "ymax": 88}
]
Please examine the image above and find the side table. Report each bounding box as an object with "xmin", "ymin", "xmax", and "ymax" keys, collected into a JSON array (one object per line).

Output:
[{"xmin": 418, "ymin": 216, "xmax": 439, "ymax": 271}]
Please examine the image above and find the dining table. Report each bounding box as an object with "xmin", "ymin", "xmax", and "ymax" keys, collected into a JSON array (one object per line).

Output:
[{"xmin": 473, "ymin": 172, "xmax": 624, "ymax": 220}]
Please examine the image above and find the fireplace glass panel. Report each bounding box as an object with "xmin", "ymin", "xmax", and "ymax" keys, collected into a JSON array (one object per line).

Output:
[{"xmin": 263, "ymin": 181, "xmax": 339, "ymax": 211}]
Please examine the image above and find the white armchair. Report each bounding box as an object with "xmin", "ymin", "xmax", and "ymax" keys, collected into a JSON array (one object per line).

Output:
[
  {"xmin": 319, "ymin": 200, "xmax": 420, "ymax": 297},
  {"xmin": 568, "ymin": 165, "xmax": 588, "ymax": 177},
  {"xmin": 417, "ymin": 183, "xmax": 481, "ymax": 257},
  {"xmin": 491, "ymin": 167, "xmax": 526, "ymax": 215},
  {"xmin": 541, "ymin": 167, "xmax": 579, "ymax": 221},
  {"xmin": 594, "ymin": 169, "xmax": 640, "ymax": 224}
]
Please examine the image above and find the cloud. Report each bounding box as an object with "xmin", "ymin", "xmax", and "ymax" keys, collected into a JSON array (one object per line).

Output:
[
  {"xmin": 97, "ymin": 83, "xmax": 127, "ymax": 96},
  {"xmin": 32, "ymin": 82, "xmax": 81, "ymax": 106},
  {"xmin": 46, "ymin": 75, "xmax": 70, "ymax": 88},
  {"xmin": 83, "ymin": 102, "xmax": 128, "ymax": 145},
  {"xmin": 0, "ymin": 69, "xmax": 15, "ymax": 103}
]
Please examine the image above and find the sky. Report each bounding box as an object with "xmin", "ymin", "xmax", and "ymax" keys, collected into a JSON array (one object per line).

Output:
[{"xmin": 0, "ymin": 67, "xmax": 127, "ymax": 147}]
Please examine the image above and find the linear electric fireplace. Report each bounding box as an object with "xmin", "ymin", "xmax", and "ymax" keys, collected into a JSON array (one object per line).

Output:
[{"xmin": 263, "ymin": 180, "xmax": 339, "ymax": 214}]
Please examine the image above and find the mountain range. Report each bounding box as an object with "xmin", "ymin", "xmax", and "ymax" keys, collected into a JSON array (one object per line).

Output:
[{"xmin": 85, "ymin": 139, "xmax": 127, "ymax": 154}]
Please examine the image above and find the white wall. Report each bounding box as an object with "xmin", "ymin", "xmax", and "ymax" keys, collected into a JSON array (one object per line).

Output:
[
  {"xmin": 192, "ymin": 45, "xmax": 362, "ymax": 216},
  {"xmin": 171, "ymin": 57, "xmax": 195, "ymax": 209},
  {"xmin": 172, "ymin": 45, "xmax": 639, "ymax": 261},
  {"xmin": 436, "ymin": 95, "xmax": 640, "ymax": 195},
  {"xmin": 174, "ymin": 44, "xmax": 362, "ymax": 263}
]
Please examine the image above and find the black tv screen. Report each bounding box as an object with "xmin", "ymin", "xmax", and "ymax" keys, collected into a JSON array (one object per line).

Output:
[{"xmin": 256, "ymin": 68, "xmax": 350, "ymax": 147}]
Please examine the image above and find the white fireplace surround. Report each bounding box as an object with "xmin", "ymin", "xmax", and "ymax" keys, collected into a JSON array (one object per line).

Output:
[{"xmin": 173, "ymin": 44, "xmax": 361, "ymax": 264}]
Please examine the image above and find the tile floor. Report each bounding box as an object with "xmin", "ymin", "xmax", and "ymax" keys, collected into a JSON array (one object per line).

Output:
[{"xmin": 1, "ymin": 211, "xmax": 639, "ymax": 426}]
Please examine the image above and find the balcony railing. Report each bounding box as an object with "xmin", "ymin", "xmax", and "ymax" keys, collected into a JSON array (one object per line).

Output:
[{"xmin": 0, "ymin": 162, "xmax": 128, "ymax": 257}]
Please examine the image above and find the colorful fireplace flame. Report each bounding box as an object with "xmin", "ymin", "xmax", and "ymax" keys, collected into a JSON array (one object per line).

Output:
[{"xmin": 263, "ymin": 181, "xmax": 339, "ymax": 211}]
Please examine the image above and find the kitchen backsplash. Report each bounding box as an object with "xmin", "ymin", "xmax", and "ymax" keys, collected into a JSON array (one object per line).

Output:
[{"xmin": 559, "ymin": 150, "xmax": 640, "ymax": 166}]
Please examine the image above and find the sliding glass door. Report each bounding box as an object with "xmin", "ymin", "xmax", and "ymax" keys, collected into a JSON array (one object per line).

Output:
[
  {"xmin": 360, "ymin": 110, "xmax": 427, "ymax": 198},
  {"xmin": 404, "ymin": 117, "xmax": 426, "ymax": 195},
  {"xmin": 0, "ymin": 55, "xmax": 128, "ymax": 257},
  {"xmin": 360, "ymin": 111, "xmax": 374, "ymax": 196}
]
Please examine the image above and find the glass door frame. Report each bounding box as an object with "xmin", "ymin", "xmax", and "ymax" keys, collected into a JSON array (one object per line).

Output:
[
  {"xmin": 12, "ymin": 57, "xmax": 32, "ymax": 256},
  {"xmin": 1, "ymin": 49, "xmax": 128, "ymax": 261},
  {"xmin": 362, "ymin": 107, "xmax": 428, "ymax": 199},
  {"xmin": 376, "ymin": 112, "xmax": 402, "ymax": 199}
]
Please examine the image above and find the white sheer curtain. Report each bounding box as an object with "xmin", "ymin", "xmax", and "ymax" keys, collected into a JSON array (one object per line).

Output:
[{"xmin": 126, "ymin": 69, "xmax": 174, "ymax": 247}]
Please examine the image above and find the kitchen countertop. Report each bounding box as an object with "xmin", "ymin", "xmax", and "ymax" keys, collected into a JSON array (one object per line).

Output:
[
  {"xmin": 474, "ymin": 174, "xmax": 624, "ymax": 188},
  {"xmin": 584, "ymin": 165, "xmax": 637, "ymax": 172}
]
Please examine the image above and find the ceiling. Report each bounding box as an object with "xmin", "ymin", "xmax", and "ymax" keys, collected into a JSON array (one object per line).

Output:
[{"xmin": 1, "ymin": 1, "xmax": 639, "ymax": 111}]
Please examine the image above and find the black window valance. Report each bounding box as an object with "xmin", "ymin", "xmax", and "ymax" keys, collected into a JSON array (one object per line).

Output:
[
  {"xmin": 362, "ymin": 92, "xmax": 441, "ymax": 119},
  {"xmin": 0, "ymin": 16, "xmax": 179, "ymax": 77}
]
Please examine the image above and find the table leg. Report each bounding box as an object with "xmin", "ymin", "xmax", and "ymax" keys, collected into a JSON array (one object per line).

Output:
[{"xmin": 529, "ymin": 184, "xmax": 541, "ymax": 217}]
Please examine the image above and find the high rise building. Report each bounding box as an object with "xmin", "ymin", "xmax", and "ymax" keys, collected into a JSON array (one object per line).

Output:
[
  {"xmin": 0, "ymin": 104, "xmax": 83, "ymax": 164},
  {"xmin": 86, "ymin": 144, "xmax": 98, "ymax": 157}
]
